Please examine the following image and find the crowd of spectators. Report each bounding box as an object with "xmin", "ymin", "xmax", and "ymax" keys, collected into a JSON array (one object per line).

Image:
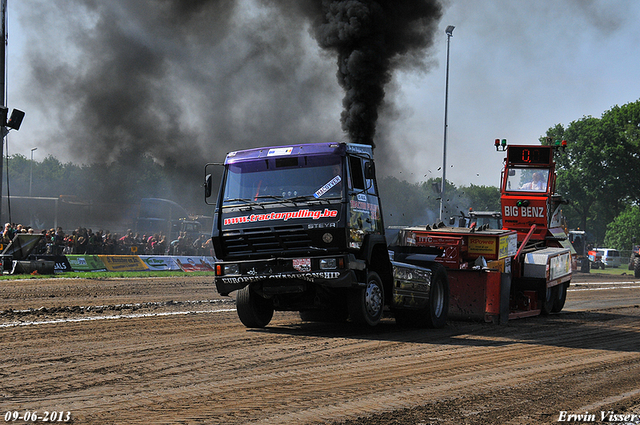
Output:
[{"xmin": 2, "ymin": 223, "xmax": 213, "ymax": 257}]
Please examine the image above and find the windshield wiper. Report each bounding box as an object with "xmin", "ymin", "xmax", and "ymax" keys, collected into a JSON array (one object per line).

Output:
[
  {"xmin": 255, "ymin": 195, "xmax": 322, "ymax": 205},
  {"xmin": 254, "ymin": 195, "xmax": 285, "ymax": 201},
  {"xmin": 287, "ymin": 195, "xmax": 317, "ymax": 202},
  {"xmin": 287, "ymin": 195, "xmax": 339, "ymax": 204},
  {"xmin": 222, "ymin": 198, "xmax": 264, "ymax": 210},
  {"xmin": 224, "ymin": 198, "xmax": 253, "ymax": 203}
]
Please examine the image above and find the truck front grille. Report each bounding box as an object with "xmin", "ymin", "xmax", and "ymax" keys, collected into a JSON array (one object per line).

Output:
[{"xmin": 222, "ymin": 225, "xmax": 313, "ymax": 257}]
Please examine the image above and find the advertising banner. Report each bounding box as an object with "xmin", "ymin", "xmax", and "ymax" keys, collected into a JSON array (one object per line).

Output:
[
  {"xmin": 174, "ymin": 256, "xmax": 215, "ymax": 272},
  {"xmin": 98, "ymin": 255, "xmax": 149, "ymax": 272},
  {"xmin": 32, "ymin": 255, "xmax": 216, "ymax": 273},
  {"xmin": 66, "ymin": 255, "xmax": 108, "ymax": 272},
  {"xmin": 139, "ymin": 256, "xmax": 182, "ymax": 271}
]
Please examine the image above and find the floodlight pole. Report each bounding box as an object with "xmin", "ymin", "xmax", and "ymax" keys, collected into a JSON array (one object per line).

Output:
[
  {"xmin": 439, "ymin": 25, "xmax": 455, "ymax": 221},
  {"xmin": 0, "ymin": 0, "xmax": 6, "ymax": 222},
  {"xmin": 29, "ymin": 147, "xmax": 36, "ymax": 197}
]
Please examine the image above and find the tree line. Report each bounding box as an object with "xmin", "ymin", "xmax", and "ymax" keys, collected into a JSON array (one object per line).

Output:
[
  {"xmin": 1, "ymin": 148, "xmax": 204, "ymax": 223},
  {"xmin": 4, "ymin": 98, "xmax": 639, "ymax": 248}
]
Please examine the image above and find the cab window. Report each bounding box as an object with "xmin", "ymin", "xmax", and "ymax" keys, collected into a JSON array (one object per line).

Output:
[{"xmin": 348, "ymin": 156, "xmax": 365, "ymax": 191}]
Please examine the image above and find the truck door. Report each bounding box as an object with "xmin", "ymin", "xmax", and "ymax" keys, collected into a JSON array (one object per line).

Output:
[{"xmin": 346, "ymin": 155, "xmax": 383, "ymax": 249}]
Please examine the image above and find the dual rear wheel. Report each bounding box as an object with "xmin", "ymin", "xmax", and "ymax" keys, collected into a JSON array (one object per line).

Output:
[{"xmin": 541, "ymin": 282, "xmax": 569, "ymax": 315}]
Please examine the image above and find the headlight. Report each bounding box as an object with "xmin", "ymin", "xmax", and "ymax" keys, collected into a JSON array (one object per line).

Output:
[
  {"xmin": 319, "ymin": 258, "xmax": 337, "ymax": 270},
  {"xmin": 223, "ymin": 263, "xmax": 240, "ymax": 275}
]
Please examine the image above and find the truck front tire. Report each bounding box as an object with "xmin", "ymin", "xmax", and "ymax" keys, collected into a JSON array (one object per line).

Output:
[
  {"xmin": 348, "ymin": 271, "xmax": 384, "ymax": 326},
  {"xmin": 236, "ymin": 285, "xmax": 274, "ymax": 328}
]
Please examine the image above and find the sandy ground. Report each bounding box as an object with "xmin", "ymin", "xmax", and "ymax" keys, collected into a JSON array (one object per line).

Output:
[{"xmin": 1, "ymin": 272, "xmax": 640, "ymax": 424}]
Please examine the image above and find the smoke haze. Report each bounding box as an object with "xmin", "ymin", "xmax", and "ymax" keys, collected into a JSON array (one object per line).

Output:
[{"xmin": 12, "ymin": 0, "xmax": 444, "ymax": 212}]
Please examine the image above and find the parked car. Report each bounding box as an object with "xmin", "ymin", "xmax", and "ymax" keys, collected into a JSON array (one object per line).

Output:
[{"xmin": 596, "ymin": 248, "xmax": 621, "ymax": 268}]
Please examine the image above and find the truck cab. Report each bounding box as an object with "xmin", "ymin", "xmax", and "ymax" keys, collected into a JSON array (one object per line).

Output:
[{"xmin": 205, "ymin": 142, "xmax": 448, "ymax": 328}]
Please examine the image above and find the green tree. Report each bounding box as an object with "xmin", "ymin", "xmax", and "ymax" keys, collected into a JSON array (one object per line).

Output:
[
  {"xmin": 604, "ymin": 205, "xmax": 640, "ymax": 251},
  {"xmin": 459, "ymin": 184, "xmax": 500, "ymax": 212},
  {"xmin": 546, "ymin": 99, "xmax": 640, "ymax": 244}
]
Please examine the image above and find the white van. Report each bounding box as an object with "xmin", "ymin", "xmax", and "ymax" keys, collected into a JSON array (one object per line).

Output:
[{"xmin": 596, "ymin": 248, "xmax": 621, "ymax": 268}]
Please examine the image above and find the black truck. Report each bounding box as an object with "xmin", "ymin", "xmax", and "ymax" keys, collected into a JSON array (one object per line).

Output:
[{"xmin": 205, "ymin": 142, "xmax": 448, "ymax": 328}]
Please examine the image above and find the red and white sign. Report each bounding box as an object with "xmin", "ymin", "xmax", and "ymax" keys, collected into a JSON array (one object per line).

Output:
[{"xmin": 293, "ymin": 258, "xmax": 311, "ymax": 272}]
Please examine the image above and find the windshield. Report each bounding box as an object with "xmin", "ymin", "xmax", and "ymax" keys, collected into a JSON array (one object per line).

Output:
[
  {"xmin": 504, "ymin": 167, "xmax": 549, "ymax": 192},
  {"xmin": 471, "ymin": 216, "xmax": 501, "ymax": 229},
  {"xmin": 223, "ymin": 155, "xmax": 343, "ymax": 205}
]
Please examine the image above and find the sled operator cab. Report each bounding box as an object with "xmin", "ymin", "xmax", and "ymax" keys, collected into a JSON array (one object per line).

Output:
[{"xmin": 497, "ymin": 139, "xmax": 568, "ymax": 246}]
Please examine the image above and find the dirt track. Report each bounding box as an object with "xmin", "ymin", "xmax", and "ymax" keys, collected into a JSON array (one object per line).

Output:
[{"xmin": 2, "ymin": 273, "xmax": 640, "ymax": 424}]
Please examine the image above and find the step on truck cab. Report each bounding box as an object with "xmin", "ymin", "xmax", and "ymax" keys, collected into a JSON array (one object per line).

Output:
[{"xmin": 205, "ymin": 142, "xmax": 449, "ymax": 328}]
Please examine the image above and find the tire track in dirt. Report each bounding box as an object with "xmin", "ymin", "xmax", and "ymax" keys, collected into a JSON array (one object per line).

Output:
[
  {"xmin": 4, "ymin": 309, "xmax": 639, "ymax": 424},
  {"xmin": 2, "ymin": 276, "xmax": 640, "ymax": 424}
]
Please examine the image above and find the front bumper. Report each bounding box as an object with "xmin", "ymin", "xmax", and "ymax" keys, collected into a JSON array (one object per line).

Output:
[{"xmin": 214, "ymin": 256, "xmax": 359, "ymax": 295}]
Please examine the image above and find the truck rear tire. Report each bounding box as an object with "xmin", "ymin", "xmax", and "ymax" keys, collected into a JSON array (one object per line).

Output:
[
  {"xmin": 394, "ymin": 263, "xmax": 449, "ymax": 329},
  {"xmin": 424, "ymin": 263, "xmax": 449, "ymax": 328},
  {"xmin": 541, "ymin": 285, "xmax": 557, "ymax": 315},
  {"xmin": 634, "ymin": 258, "xmax": 640, "ymax": 279},
  {"xmin": 552, "ymin": 282, "xmax": 568, "ymax": 313},
  {"xmin": 348, "ymin": 271, "xmax": 384, "ymax": 326},
  {"xmin": 236, "ymin": 285, "xmax": 274, "ymax": 328}
]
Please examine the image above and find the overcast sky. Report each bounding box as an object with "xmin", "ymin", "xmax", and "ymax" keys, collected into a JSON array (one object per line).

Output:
[{"xmin": 4, "ymin": 0, "xmax": 640, "ymax": 189}]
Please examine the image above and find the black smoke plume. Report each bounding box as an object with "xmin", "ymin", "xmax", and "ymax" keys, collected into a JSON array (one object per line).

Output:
[{"xmin": 308, "ymin": 0, "xmax": 443, "ymax": 147}]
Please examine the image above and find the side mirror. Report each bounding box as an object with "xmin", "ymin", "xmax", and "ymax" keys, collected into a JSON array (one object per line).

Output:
[{"xmin": 364, "ymin": 161, "xmax": 375, "ymax": 180}]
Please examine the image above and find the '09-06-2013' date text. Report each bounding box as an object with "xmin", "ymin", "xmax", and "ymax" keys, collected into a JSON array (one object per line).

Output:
[{"xmin": 4, "ymin": 411, "xmax": 71, "ymax": 422}]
